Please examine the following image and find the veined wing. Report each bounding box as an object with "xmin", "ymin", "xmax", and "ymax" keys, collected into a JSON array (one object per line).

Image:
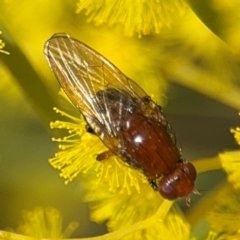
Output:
[{"xmin": 44, "ymin": 33, "xmax": 148, "ymax": 137}]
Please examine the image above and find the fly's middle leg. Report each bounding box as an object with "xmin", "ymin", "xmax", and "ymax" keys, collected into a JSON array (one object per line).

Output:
[{"xmin": 97, "ymin": 150, "xmax": 114, "ymax": 161}]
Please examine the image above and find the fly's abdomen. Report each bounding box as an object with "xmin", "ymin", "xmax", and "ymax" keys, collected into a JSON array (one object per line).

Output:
[{"xmin": 121, "ymin": 113, "xmax": 181, "ymax": 180}]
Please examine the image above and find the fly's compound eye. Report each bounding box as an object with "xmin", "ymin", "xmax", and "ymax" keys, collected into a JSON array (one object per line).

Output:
[{"xmin": 182, "ymin": 161, "xmax": 197, "ymax": 181}]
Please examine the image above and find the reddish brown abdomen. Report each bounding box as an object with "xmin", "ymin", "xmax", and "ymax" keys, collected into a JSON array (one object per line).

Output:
[{"xmin": 121, "ymin": 113, "xmax": 181, "ymax": 180}]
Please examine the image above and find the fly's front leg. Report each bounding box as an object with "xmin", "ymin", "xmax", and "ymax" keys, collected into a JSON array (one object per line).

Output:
[
  {"xmin": 96, "ymin": 150, "xmax": 114, "ymax": 161},
  {"xmin": 149, "ymin": 179, "xmax": 158, "ymax": 191}
]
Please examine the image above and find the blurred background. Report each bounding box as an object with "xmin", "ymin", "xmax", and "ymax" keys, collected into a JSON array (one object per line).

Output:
[{"xmin": 1, "ymin": 0, "xmax": 240, "ymax": 238}]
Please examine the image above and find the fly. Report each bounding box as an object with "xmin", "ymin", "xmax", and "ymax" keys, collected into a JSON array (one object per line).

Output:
[{"xmin": 44, "ymin": 33, "xmax": 199, "ymax": 205}]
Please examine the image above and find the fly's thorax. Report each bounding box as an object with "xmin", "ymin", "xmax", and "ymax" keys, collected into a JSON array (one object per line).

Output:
[{"xmin": 140, "ymin": 96, "xmax": 166, "ymax": 126}]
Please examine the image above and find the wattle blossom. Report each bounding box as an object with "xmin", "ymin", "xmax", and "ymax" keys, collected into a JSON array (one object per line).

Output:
[
  {"xmin": 76, "ymin": 0, "xmax": 186, "ymax": 37},
  {"xmin": 1, "ymin": 0, "xmax": 240, "ymax": 239}
]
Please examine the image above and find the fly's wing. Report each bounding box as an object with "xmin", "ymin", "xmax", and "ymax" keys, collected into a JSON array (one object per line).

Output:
[{"xmin": 44, "ymin": 33, "xmax": 148, "ymax": 139}]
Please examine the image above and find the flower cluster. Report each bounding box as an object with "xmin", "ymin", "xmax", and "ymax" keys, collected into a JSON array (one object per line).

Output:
[
  {"xmin": 2, "ymin": 0, "xmax": 240, "ymax": 239},
  {"xmin": 76, "ymin": 0, "xmax": 186, "ymax": 37}
]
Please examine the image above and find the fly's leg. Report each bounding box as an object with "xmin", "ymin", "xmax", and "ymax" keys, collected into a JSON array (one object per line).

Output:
[
  {"xmin": 149, "ymin": 179, "xmax": 158, "ymax": 191},
  {"xmin": 85, "ymin": 124, "xmax": 114, "ymax": 161},
  {"xmin": 96, "ymin": 150, "xmax": 114, "ymax": 161},
  {"xmin": 85, "ymin": 124, "xmax": 95, "ymax": 134}
]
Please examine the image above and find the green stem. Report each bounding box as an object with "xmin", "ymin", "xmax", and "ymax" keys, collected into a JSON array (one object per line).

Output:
[
  {"xmin": 0, "ymin": 26, "xmax": 58, "ymax": 127},
  {"xmin": 187, "ymin": 0, "xmax": 223, "ymax": 40},
  {"xmin": 193, "ymin": 156, "xmax": 222, "ymax": 174}
]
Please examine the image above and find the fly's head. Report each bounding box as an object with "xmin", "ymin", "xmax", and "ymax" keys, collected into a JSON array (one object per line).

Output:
[{"xmin": 158, "ymin": 161, "xmax": 198, "ymax": 206}]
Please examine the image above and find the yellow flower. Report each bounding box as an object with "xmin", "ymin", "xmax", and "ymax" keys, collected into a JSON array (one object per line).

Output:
[
  {"xmin": 205, "ymin": 183, "xmax": 240, "ymax": 239},
  {"xmin": 50, "ymin": 105, "xmax": 146, "ymax": 194},
  {"xmin": 0, "ymin": 203, "xmax": 190, "ymax": 240},
  {"xmin": 219, "ymin": 122, "xmax": 240, "ymax": 189},
  {"xmin": 83, "ymin": 177, "xmax": 191, "ymax": 239},
  {"xmin": 220, "ymin": 150, "xmax": 240, "ymax": 189},
  {"xmin": 2, "ymin": 1, "xmax": 240, "ymax": 240},
  {"xmin": 76, "ymin": 0, "xmax": 186, "ymax": 37},
  {"xmin": 187, "ymin": 116, "xmax": 240, "ymax": 239},
  {"xmin": 0, "ymin": 207, "xmax": 78, "ymax": 240},
  {"xmin": 18, "ymin": 207, "xmax": 78, "ymax": 238}
]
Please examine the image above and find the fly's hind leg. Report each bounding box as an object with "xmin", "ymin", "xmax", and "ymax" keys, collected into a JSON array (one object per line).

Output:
[{"xmin": 97, "ymin": 150, "xmax": 114, "ymax": 161}]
